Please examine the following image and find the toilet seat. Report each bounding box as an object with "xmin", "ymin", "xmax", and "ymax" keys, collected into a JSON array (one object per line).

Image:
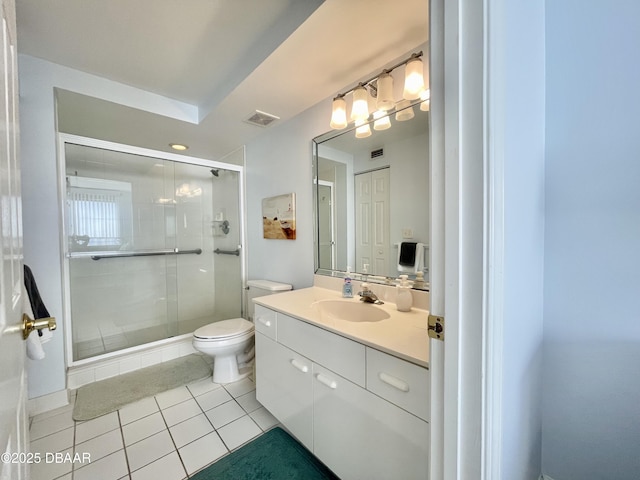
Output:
[{"xmin": 193, "ymin": 318, "xmax": 253, "ymax": 341}]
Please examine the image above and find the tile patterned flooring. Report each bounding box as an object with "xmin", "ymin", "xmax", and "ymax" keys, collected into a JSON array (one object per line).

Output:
[{"xmin": 28, "ymin": 377, "xmax": 279, "ymax": 480}]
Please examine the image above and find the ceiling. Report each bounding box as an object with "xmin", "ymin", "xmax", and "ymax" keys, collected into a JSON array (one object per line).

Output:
[{"xmin": 16, "ymin": 0, "xmax": 429, "ymax": 160}]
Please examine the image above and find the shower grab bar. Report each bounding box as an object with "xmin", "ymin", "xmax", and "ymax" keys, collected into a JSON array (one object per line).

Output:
[
  {"xmin": 214, "ymin": 248, "xmax": 240, "ymax": 256},
  {"xmin": 89, "ymin": 248, "xmax": 202, "ymax": 260}
]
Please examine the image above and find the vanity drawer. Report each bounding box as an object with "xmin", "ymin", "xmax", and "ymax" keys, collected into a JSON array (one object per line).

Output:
[
  {"xmin": 278, "ymin": 313, "xmax": 366, "ymax": 387},
  {"xmin": 366, "ymin": 347, "xmax": 430, "ymax": 421},
  {"xmin": 254, "ymin": 305, "xmax": 277, "ymax": 340}
]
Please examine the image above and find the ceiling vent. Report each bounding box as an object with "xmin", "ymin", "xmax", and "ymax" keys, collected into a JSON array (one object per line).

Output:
[
  {"xmin": 244, "ymin": 110, "xmax": 280, "ymax": 128},
  {"xmin": 370, "ymin": 148, "xmax": 384, "ymax": 159}
]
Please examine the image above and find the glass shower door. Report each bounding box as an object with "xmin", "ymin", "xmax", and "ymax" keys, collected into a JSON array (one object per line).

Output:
[{"xmin": 65, "ymin": 142, "xmax": 243, "ymax": 362}]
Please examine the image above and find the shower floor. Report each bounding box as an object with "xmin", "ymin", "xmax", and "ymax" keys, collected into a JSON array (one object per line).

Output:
[{"xmin": 73, "ymin": 316, "xmax": 225, "ymax": 361}]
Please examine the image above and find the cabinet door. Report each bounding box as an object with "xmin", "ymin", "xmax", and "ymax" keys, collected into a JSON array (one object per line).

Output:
[
  {"xmin": 255, "ymin": 332, "xmax": 313, "ymax": 449},
  {"xmin": 313, "ymin": 364, "xmax": 429, "ymax": 480}
]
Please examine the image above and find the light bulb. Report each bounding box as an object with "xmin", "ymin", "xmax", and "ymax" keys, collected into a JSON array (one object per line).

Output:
[
  {"xmin": 350, "ymin": 85, "xmax": 370, "ymax": 122},
  {"xmin": 403, "ymin": 56, "xmax": 425, "ymax": 100},
  {"xmin": 330, "ymin": 96, "xmax": 347, "ymax": 129},
  {"xmin": 376, "ymin": 72, "xmax": 394, "ymax": 111},
  {"xmin": 373, "ymin": 110, "xmax": 391, "ymax": 130}
]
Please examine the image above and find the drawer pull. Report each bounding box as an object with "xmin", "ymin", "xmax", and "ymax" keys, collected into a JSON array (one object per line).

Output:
[
  {"xmin": 378, "ymin": 372, "xmax": 410, "ymax": 392},
  {"xmin": 256, "ymin": 317, "xmax": 272, "ymax": 327},
  {"xmin": 316, "ymin": 373, "xmax": 337, "ymax": 389},
  {"xmin": 290, "ymin": 359, "xmax": 309, "ymax": 373}
]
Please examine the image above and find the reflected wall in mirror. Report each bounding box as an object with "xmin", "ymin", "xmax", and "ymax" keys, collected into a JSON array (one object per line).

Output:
[{"xmin": 313, "ymin": 103, "xmax": 429, "ymax": 289}]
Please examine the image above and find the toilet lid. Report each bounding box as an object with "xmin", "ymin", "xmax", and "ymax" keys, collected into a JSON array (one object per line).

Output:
[{"xmin": 193, "ymin": 318, "xmax": 254, "ymax": 340}]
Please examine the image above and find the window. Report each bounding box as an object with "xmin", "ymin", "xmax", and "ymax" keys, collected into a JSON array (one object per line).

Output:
[{"xmin": 67, "ymin": 176, "xmax": 132, "ymax": 250}]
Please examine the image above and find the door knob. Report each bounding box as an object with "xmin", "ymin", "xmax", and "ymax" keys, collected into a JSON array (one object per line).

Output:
[{"xmin": 22, "ymin": 314, "xmax": 56, "ymax": 340}]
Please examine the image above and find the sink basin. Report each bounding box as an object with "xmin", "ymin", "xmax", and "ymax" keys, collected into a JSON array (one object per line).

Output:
[{"xmin": 312, "ymin": 300, "xmax": 390, "ymax": 323}]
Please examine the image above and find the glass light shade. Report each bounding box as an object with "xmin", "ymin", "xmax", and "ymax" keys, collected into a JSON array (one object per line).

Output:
[
  {"xmin": 355, "ymin": 120, "xmax": 372, "ymax": 138},
  {"xmin": 395, "ymin": 99, "xmax": 415, "ymax": 121},
  {"xmin": 330, "ymin": 96, "xmax": 348, "ymax": 129},
  {"xmin": 403, "ymin": 57, "xmax": 425, "ymax": 100},
  {"xmin": 351, "ymin": 85, "xmax": 370, "ymax": 122},
  {"xmin": 420, "ymin": 89, "xmax": 431, "ymax": 111},
  {"xmin": 376, "ymin": 72, "xmax": 395, "ymax": 111},
  {"xmin": 373, "ymin": 110, "xmax": 391, "ymax": 130}
]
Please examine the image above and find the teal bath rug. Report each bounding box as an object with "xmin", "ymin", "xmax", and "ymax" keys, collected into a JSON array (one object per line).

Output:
[
  {"xmin": 191, "ymin": 427, "xmax": 340, "ymax": 480},
  {"xmin": 73, "ymin": 354, "xmax": 211, "ymax": 421}
]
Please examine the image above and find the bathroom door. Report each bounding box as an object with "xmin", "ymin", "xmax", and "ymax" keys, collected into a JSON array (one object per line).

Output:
[{"xmin": 0, "ymin": 1, "xmax": 29, "ymax": 477}]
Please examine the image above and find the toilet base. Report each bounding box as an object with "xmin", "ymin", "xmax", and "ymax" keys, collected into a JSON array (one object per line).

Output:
[{"xmin": 212, "ymin": 355, "xmax": 252, "ymax": 384}]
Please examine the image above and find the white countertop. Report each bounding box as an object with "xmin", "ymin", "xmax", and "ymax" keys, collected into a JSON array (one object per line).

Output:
[{"xmin": 254, "ymin": 287, "xmax": 430, "ymax": 368}]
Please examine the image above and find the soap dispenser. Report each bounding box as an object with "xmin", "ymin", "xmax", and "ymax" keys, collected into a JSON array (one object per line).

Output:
[
  {"xmin": 343, "ymin": 268, "xmax": 353, "ymax": 298},
  {"xmin": 396, "ymin": 275, "xmax": 413, "ymax": 312}
]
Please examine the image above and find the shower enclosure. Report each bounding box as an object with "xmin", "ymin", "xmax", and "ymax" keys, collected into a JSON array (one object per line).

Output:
[{"xmin": 61, "ymin": 136, "xmax": 245, "ymax": 364}]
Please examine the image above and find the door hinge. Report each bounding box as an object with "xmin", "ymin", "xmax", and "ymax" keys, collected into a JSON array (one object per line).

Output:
[{"xmin": 428, "ymin": 314, "xmax": 444, "ymax": 341}]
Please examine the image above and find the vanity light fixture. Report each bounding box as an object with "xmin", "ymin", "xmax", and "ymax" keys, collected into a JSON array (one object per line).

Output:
[
  {"xmin": 329, "ymin": 51, "xmax": 426, "ymax": 135},
  {"xmin": 373, "ymin": 110, "xmax": 391, "ymax": 131},
  {"xmin": 420, "ymin": 89, "xmax": 431, "ymax": 111},
  {"xmin": 355, "ymin": 119, "xmax": 372, "ymax": 138},
  {"xmin": 169, "ymin": 143, "xmax": 189, "ymax": 151},
  {"xmin": 403, "ymin": 54, "xmax": 425, "ymax": 100},
  {"xmin": 350, "ymin": 84, "xmax": 370, "ymax": 122},
  {"xmin": 330, "ymin": 95, "xmax": 348, "ymax": 129},
  {"xmin": 395, "ymin": 99, "xmax": 415, "ymax": 121},
  {"xmin": 376, "ymin": 71, "xmax": 395, "ymax": 111}
]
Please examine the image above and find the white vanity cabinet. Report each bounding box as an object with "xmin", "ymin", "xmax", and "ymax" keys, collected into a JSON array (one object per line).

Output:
[{"xmin": 255, "ymin": 304, "xmax": 430, "ymax": 480}]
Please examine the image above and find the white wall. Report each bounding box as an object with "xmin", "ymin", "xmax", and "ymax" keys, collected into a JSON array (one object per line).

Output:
[
  {"xmin": 19, "ymin": 55, "xmax": 199, "ymax": 398},
  {"xmin": 244, "ymin": 101, "xmax": 328, "ymax": 289},
  {"xmin": 542, "ymin": 2, "xmax": 640, "ymax": 479},
  {"xmin": 497, "ymin": 0, "xmax": 546, "ymax": 478}
]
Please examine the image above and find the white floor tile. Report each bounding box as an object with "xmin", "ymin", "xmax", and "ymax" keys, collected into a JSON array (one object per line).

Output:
[
  {"xmin": 119, "ymin": 397, "xmax": 159, "ymax": 425},
  {"xmin": 30, "ymin": 410, "xmax": 75, "ymax": 441},
  {"xmin": 30, "ymin": 426, "xmax": 74, "ymax": 454},
  {"xmin": 75, "ymin": 411, "xmax": 120, "ymax": 444},
  {"xmin": 168, "ymin": 413, "xmax": 214, "ymax": 448},
  {"xmin": 75, "ymin": 428, "xmax": 123, "ymax": 463},
  {"xmin": 29, "ymin": 447, "xmax": 74, "ymax": 480},
  {"xmin": 194, "ymin": 386, "xmax": 232, "ymax": 411},
  {"xmin": 217, "ymin": 415, "xmax": 261, "ymax": 451},
  {"xmin": 30, "ymin": 401, "xmax": 75, "ymax": 423},
  {"xmin": 74, "ymin": 449, "xmax": 128, "ymax": 480},
  {"xmin": 236, "ymin": 390, "xmax": 262, "ymax": 413},
  {"xmin": 122, "ymin": 412, "xmax": 166, "ymax": 446},
  {"xmin": 155, "ymin": 386, "xmax": 192, "ymax": 409},
  {"xmin": 223, "ymin": 378, "xmax": 255, "ymax": 398},
  {"xmin": 186, "ymin": 377, "xmax": 220, "ymax": 397},
  {"xmin": 178, "ymin": 431, "xmax": 228, "ymax": 475},
  {"xmin": 130, "ymin": 451, "xmax": 187, "ymax": 480},
  {"xmin": 160, "ymin": 398, "xmax": 202, "ymax": 427},
  {"xmin": 126, "ymin": 429, "xmax": 175, "ymax": 472},
  {"xmin": 249, "ymin": 407, "xmax": 279, "ymax": 431},
  {"xmin": 205, "ymin": 400, "xmax": 245, "ymax": 429}
]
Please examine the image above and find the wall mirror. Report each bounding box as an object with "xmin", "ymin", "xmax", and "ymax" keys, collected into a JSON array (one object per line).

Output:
[{"xmin": 313, "ymin": 101, "xmax": 430, "ymax": 290}]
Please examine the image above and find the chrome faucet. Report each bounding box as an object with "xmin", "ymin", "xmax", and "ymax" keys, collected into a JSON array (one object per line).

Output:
[{"xmin": 358, "ymin": 284, "xmax": 384, "ymax": 305}]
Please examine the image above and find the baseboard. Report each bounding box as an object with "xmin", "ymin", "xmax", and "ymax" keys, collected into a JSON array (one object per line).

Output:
[
  {"xmin": 28, "ymin": 389, "xmax": 69, "ymax": 417},
  {"xmin": 540, "ymin": 475, "xmax": 556, "ymax": 480}
]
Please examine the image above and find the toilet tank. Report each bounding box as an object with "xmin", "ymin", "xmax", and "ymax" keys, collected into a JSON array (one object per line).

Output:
[{"xmin": 246, "ymin": 279, "xmax": 292, "ymax": 321}]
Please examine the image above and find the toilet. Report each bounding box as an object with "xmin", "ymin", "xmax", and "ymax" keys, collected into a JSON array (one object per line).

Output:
[{"xmin": 192, "ymin": 279, "xmax": 292, "ymax": 384}]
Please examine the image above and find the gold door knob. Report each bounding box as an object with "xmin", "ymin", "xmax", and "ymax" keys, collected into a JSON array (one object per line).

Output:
[{"xmin": 22, "ymin": 314, "xmax": 56, "ymax": 340}]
